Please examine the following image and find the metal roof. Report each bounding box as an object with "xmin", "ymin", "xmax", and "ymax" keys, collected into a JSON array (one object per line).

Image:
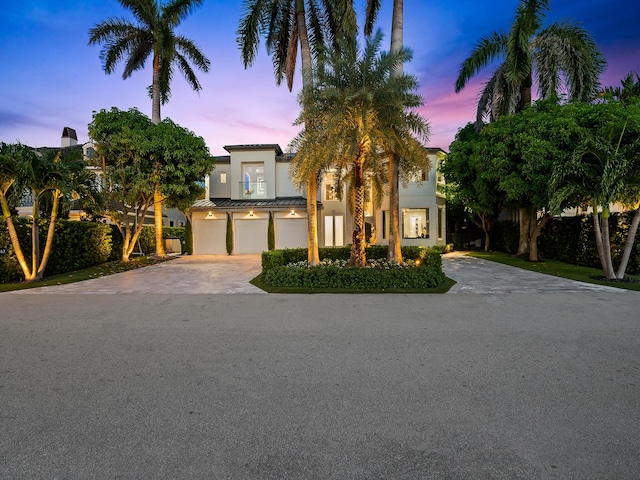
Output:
[{"xmin": 191, "ymin": 197, "xmax": 321, "ymax": 211}]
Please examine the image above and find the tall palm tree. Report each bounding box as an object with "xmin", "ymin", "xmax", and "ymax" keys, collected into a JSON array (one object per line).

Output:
[
  {"xmin": 363, "ymin": 0, "xmax": 405, "ymax": 262},
  {"xmin": 237, "ymin": 0, "xmax": 356, "ymax": 265},
  {"xmin": 455, "ymin": 0, "xmax": 604, "ymax": 130},
  {"xmin": 89, "ymin": 0, "xmax": 210, "ymax": 256},
  {"xmin": 290, "ymin": 30, "xmax": 430, "ymax": 267},
  {"xmin": 454, "ymin": 0, "xmax": 604, "ymax": 256}
]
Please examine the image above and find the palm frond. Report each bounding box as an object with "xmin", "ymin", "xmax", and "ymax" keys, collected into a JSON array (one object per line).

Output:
[{"xmin": 455, "ymin": 31, "xmax": 508, "ymax": 92}]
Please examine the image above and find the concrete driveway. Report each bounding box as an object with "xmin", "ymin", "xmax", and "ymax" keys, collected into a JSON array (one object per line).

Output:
[{"xmin": 7, "ymin": 251, "xmax": 625, "ymax": 296}]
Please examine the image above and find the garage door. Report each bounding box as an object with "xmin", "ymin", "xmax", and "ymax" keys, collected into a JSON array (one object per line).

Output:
[
  {"xmin": 276, "ymin": 218, "xmax": 308, "ymax": 249},
  {"xmin": 235, "ymin": 219, "xmax": 269, "ymax": 254},
  {"xmin": 193, "ymin": 219, "xmax": 226, "ymax": 254}
]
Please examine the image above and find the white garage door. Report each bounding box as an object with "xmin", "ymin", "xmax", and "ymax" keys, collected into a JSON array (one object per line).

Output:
[
  {"xmin": 235, "ymin": 219, "xmax": 269, "ymax": 254},
  {"xmin": 276, "ymin": 218, "xmax": 308, "ymax": 249},
  {"xmin": 193, "ymin": 219, "xmax": 226, "ymax": 254}
]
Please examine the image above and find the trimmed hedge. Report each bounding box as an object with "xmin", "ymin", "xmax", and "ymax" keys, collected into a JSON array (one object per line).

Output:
[
  {"xmin": 260, "ymin": 245, "xmax": 446, "ymax": 289},
  {"xmin": 261, "ymin": 261, "xmax": 446, "ymax": 289},
  {"xmin": 1, "ymin": 218, "xmax": 113, "ymax": 282},
  {"xmin": 261, "ymin": 245, "xmax": 443, "ymax": 271}
]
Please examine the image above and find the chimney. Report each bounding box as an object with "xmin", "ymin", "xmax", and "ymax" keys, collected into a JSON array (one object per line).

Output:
[{"xmin": 61, "ymin": 127, "xmax": 78, "ymax": 147}]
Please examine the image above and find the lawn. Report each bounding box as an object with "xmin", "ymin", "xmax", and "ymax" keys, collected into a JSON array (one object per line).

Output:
[
  {"xmin": 468, "ymin": 251, "xmax": 640, "ymax": 292},
  {"xmin": 0, "ymin": 256, "xmax": 176, "ymax": 293}
]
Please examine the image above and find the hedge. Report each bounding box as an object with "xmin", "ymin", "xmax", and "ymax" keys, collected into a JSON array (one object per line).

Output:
[
  {"xmin": 261, "ymin": 260, "xmax": 446, "ymax": 290},
  {"xmin": 489, "ymin": 212, "xmax": 640, "ymax": 274},
  {"xmin": 1, "ymin": 218, "xmax": 112, "ymax": 283},
  {"xmin": 260, "ymin": 245, "xmax": 446, "ymax": 289},
  {"xmin": 261, "ymin": 245, "xmax": 443, "ymax": 271}
]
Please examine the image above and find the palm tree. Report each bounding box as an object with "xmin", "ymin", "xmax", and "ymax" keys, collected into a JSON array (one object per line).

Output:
[
  {"xmin": 290, "ymin": 30, "xmax": 430, "ymax": 267},
  {"xmin": 455, "ymin": 0, "xmax": 604, "ymax": 130},
  {"xmin": 601, "ymin": 71, "xmax": 640, "ymax": 105},
  {"xmin": 454, "ymin": 0, "xmax": 604, "ymax": 256},
  {"xmin": 0, "ymin": 144, "xmax": 93, "ymax": 281},
  {"xmin": 89, "ymin": 0, "xmax": 210, "ymax": 256},
  {"xmin": 362, "ymin": 0, "xmax": 406, "ymax": 261},
  {"xmin": 237, "ymin": 0, "xmax": 356, "ymax": 265}
]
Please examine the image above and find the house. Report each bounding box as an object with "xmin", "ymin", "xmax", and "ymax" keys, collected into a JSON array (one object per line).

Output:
[{"xmin": 189, "ymin": 144, "xmax": 447, "ymax": 254}]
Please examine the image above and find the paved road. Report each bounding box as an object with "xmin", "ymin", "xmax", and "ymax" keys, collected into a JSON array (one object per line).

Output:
[{"xmin": 1, "ymin": 254, "xmax": 638, "ymax": 479}]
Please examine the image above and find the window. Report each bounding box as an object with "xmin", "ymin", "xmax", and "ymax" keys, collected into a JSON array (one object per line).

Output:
[
  {"xmin": 324, "ymin": 173, "xmax": 338, "ymax": 201},
  {"xmin": 220, "ymin": 172, "xmax": 227, "ymax": 184},
  {"xmin": 382, "ymin": 210, "xmax": 389, "ymax": 240},
  {"xmin": 242, "ymin": 163, "xmax": 265, "ymax": 197},
  {"xmin": 437, "ymin": 208, "xmax": 444, "ymax": 240},
  {"xmin": 402, "ymin": 208, "xmax": 429, "ymax": 239}
]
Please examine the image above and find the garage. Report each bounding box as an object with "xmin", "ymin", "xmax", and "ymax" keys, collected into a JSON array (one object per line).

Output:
[
  {"xmin": 193, "ymin": 219, "xmax": 226, "ymax": 254},
  {"xmin": 235, "ymin": 218, "xmax": 269, "ymax": 254},
  {"xmin": 275, "ymin": 218, "xmax": 308, "ymax": 249}
]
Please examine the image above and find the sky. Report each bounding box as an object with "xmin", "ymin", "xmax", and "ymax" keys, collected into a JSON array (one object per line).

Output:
[{"xmin": 0, "ymin": 0, "xmax": 638, "ymax": 156}]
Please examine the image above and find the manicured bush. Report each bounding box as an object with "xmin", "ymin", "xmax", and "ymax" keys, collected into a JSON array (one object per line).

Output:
[
  {"xmin": 261, "ymin": 259, "xmax": 446, "ymax": 290},
  {"xmin": 1, "ymin": 218, "xmax": 113, "ymax": 282},
  {"xmin": 183, "ymin": 219, "xmax": 193, "ymax": 255}
]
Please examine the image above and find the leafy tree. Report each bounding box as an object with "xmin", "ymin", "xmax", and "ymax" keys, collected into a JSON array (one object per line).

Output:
[
  {"xmin": 290, "ymin": 30, "xmax": 429, "ymax": 267},
  {"xmin": 237, "ymin": 0, "xmax": 357, "ymax": 265},
  {"xmin": 454, "ymin": 0, "xmax": 604, "ymax": 257},
  {"xmin": 443, "ymin": 124, "xmax": 503, "ymax": 251},
  {"xmin": 0, "ymin": 143, "xmax": 96, "ymax": 281},
  {"xmin": 89, "ymin": 0, "xmax": 211, "ymax": 256},
  {"xmin": 550, "ymin": 101, "xmax": 640, "ymax": 279},
  {"xmin": 89, "ymin": 107, "xmax": 214, "ymax": 262}
]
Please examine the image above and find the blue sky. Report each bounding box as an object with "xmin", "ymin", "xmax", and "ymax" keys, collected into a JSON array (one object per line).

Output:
[{"xmin": 0, "ymin": 0, "xmax": 638, "ymax": 155}]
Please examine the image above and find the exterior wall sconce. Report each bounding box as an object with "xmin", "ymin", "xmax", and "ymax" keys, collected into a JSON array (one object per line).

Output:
[
  {"xmin": 290, "ymin": 209, "xmax": 296, "ymax": 216},
  {"xmin": 249, "ymin": 210, "xmax": 254, "ymax": 217},
  {"xmin": 206, "ymin": 212, "xmax": 213, "ymax": 218}
]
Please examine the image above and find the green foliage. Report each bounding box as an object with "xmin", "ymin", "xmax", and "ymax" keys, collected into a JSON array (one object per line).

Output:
[
  {"xmin": 490, "ymin": 221, "xmax": 520, "ymax": 254},
  {"xmin": 261, "ymin": 246, "xmax": 443, "ymax": 271},
  {"xmin": 226, "ymin": 213, "xmax": 233, "ymax": 255},
  {"xmin": 184, "ymin": 218, "xmax": 193, "ymax": 255},
  {"xmin": 267, "ymin": 212, "xmax": 275, "ymax": 251},
  {"xmin": 1, "ymin": 219, "xmax": 113, "ymax": 283},
  {"xmin": 261, "ymin": 261, "xmax": 445, "ymax": 290}
]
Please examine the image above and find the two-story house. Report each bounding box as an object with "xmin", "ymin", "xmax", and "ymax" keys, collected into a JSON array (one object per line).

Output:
[{"xmin": 189, "ymin": 144, "xmax": 447, "ymax": 255}]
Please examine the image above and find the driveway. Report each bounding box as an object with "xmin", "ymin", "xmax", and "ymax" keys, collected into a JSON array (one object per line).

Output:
[{"xmin": 6, "ymin": 251, "xmax": 625, "ymax": 295}]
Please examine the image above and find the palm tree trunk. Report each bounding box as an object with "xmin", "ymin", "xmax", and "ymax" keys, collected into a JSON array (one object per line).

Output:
[
  {"xmin": 387, "ymin": 0, "xmax": 404, "ymax": 262},
  {"xmin": 350, "ymin": 156, "xmax": 367, "ymax": 267},
  {"xmin": 151, "ymin": 55, "xmax": 166, "ymax": 257},
  {"xmin": 30, "ymin": 194, "xmax": 40, "ymax": 282},
  {"xmin": 480, "ymin": 213, "xmax": 491, "ymax": 251},
  {"xmin": 528, "ymin": 212, "xmax": 550, "ymax": 262},
  {"xmin": 296, "ymin": 0, "xmax": 319, "ymax": 264},
  {"xmin": 387, "ymin": 155, "xmax": 402, "ymax": 261},
  {"xmin": 601, "ymin": 214, "xmax": 616, "ymax": 279},
  {"xmin": 519, "ymin": 75, "xmax": 533, "ymax": 112},
  {"xmin": 154, "ymin": 189, "xmax": 166, "ymax": 256},
  {"xmin": 616, "ymin": 208, "xmax": 640, "ymax": 279},
  {"xmin": 36, "ymin": 191, "xmax": 61, "ymax": 280},
  {"xmin": 1, "ymin": 194, "xmax": 32, "ymax": 280},
  {"xmin": 306, "ymin": 176, "xmax": 319, "ymax": 265}
]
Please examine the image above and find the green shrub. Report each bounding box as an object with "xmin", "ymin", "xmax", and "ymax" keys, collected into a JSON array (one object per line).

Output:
[
  {"xmin": 261, "ymin": 260, "xmax": 445, "ymax": 290},
  {"xmin": 1, "ymin": 218, "xmax": 113, "ymax": 282},
  {"xmin": 261, "ymin": 250, "xmax": 284, "ymax": 270},
  {"xmin": 184, "ymin": 219, "xmax": 193, "ymax": 255}
]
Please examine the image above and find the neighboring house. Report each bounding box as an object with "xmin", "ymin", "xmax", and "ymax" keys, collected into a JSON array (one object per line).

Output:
[
  {"xmin": 189, "ymin": 144, "xmax": 447, "ymax": 254},
  {"xmin": 18, "ymin": 128, "xmax": 185, "ymax": 227}
]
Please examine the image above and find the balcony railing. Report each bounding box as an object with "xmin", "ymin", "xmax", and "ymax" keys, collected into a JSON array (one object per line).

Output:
[{"xmin": 239, "ymin": 181, "xmax": 267, "ymax": 199}]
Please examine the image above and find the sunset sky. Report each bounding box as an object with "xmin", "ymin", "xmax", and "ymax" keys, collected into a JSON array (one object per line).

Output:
[{"xmin": 1, "ymin": 0, "xmax": 638, "ymax": 156}]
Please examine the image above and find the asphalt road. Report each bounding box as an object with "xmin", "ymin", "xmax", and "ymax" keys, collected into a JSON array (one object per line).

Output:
[{"xmin": 1, "ymin": 257, "xmax": 639, "ymax": 479}]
